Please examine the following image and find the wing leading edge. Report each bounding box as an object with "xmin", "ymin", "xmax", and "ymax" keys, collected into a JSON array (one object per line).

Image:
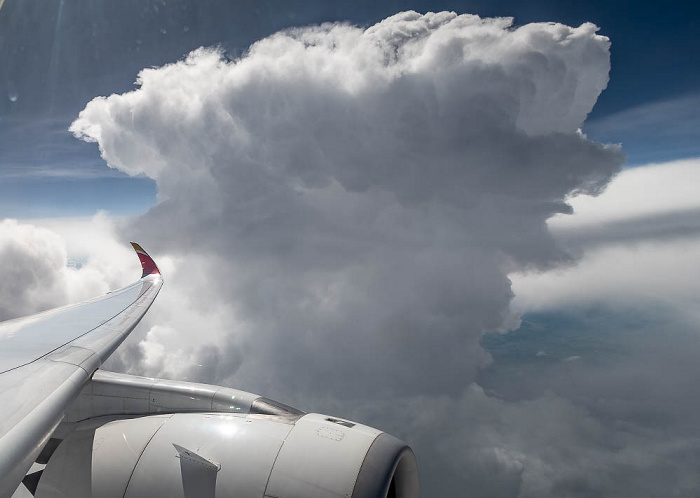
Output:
[{"xmin": 0, "ymin": 244, "xmax": 163, "ymax": 498}]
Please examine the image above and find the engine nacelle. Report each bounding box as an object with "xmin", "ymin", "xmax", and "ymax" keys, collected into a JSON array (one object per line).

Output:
[{"xmin": 35, "ymin": 412, "xmax": 419, "ymax": 498}]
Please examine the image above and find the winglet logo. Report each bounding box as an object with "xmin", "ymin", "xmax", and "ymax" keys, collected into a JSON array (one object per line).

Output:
[{"xmin": 130, "ymin": 242, "xmax": 160, "ymax": 278}]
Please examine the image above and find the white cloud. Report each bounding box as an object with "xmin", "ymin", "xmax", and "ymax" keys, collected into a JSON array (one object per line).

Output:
[
  {"xmin": 513, "ymin": 158, "xmax": 700, "ymax": 316},
  {"xmin": 69, "ymin": 10, "xmax": 621, "ymax": 394},
  {"xmin": 512, "ymin": 235, "xmax": 700, "ymax": 314},
  {"xmin": 0, "ymin": 219, "xmax": 71, "ymax": 320},
  {"xmin": 550, "ymin": 157, "xmax": 700, "ymax": 230},
  {"xmin": 0, "ymin": 214, "xmax": 157, "ymax": 322},
  {"xmin": 63, "ymin": 11, "xmax": 632, "ymax": 496}
]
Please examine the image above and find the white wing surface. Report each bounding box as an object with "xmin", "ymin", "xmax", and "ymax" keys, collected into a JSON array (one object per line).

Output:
[{"xmin": 0, "ymin": 243, "xmax": 163, "ymax": 498}]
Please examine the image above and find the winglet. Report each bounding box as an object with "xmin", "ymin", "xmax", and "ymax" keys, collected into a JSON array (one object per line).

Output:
[{"xmin": 131, "ymin": 242, "xmax": 160, "ymax": 278}]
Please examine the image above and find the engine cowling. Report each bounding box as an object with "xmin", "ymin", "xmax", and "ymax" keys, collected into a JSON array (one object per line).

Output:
[{"xmin": 35, "ymin": 412, "xmax": 419, "ymax": 498}]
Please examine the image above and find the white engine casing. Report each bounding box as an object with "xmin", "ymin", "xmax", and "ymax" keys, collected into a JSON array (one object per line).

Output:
[{"xmin": 35, "ymin": 412, "xmax": 419, "ymax": 498}]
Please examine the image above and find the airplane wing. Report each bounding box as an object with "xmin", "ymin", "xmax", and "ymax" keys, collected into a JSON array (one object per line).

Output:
[
  {"xmin": 0, "ymin": 243, "xmax": 162, "ymax": 497},
  {"xmin": 1, "ymin": 243, "xmax": 419, "ymax": 498}
]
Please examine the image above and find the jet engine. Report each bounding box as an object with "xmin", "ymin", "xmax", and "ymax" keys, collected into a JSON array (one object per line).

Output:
[{"xmin": 30, "ymin": 372, "xmax": 419, "ymax": 498}]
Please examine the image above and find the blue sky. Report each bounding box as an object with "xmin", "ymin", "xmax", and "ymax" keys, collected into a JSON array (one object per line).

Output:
[{"xmin": 3, "ymin": 2, "xmax": 700, "ymax": 497}]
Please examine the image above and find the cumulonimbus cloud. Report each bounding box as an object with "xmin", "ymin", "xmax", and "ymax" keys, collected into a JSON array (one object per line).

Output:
[{"xmin": 68, "ymin": 11, "xmax": 626, "ymax": 495}]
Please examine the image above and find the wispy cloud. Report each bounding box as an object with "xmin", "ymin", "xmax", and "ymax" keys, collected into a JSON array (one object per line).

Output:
[
  {"xmin": 0, "ymin": 165, "xmax": 128, "ymax": 180},
  {"xmin": 0, "ymin": 116, "xmax": 139, "ymax": 180},
  {"xmin": 584, "ymin": 93, "xmax": 700, "ymax": 164}
]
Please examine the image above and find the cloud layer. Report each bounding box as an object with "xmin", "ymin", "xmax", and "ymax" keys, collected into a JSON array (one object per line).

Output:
[
  {"xmin": 500, "ymin": 158, "xmax": 700, "ymax": 496},
  {"xmin": 66, "ymin": 11, "xmax": 627, "ymax": 496},
  {"xmin": 0, "ymin": 215, "xmax": 135, "ymax": 321},
  {"xmin": 513, "ymin": 158, "xmax": 700, "ymax": 313}
]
